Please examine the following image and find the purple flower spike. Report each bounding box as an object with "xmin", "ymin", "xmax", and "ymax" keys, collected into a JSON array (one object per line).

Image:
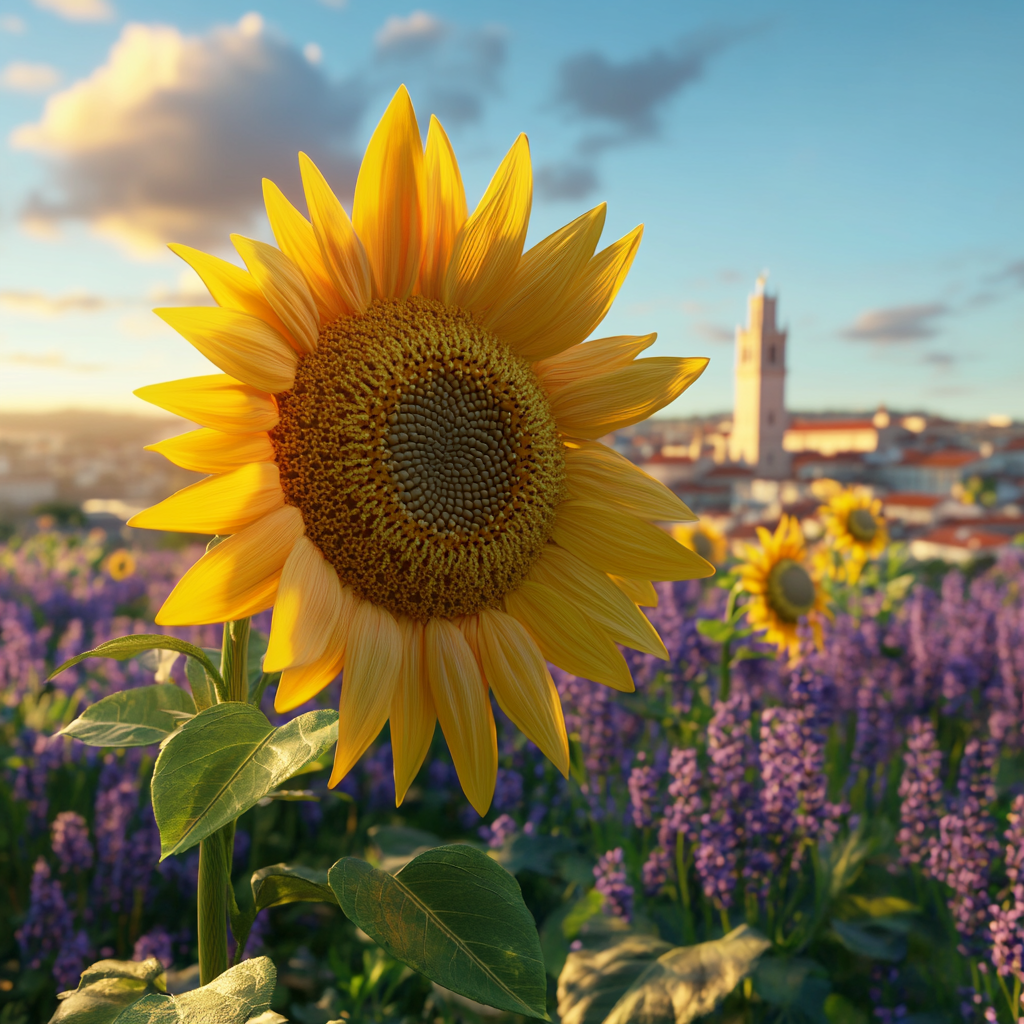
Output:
[
  {"xmin": 897, "ymin": 718, "xmax": 944, "ymax": 868},
  {"xmin": 51, "ymin": 811, "xmax": 94, "ymax": 874},
  {"xmin": 594, "ymin": 847, "xmax": 634, "ymax": 922}
]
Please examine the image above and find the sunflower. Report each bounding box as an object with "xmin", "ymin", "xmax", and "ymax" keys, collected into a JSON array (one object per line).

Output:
[
  {"xmin": 818, "ymin": 486, "xmax": 887, "ymax": 584},
  {"xmin": 737, "ymin": 515, "xmax": 826, "ymax": 660},
  {"xmin": 671, "ymin": 521, "xmax": 727, "ymax": 566},
  {"xmin": 129, "ymin": 88, "xmax": 713, "ymax": 813},
  {"xmin": 106, "ymin": 549, "xmax": 137, "ymax": 581}
]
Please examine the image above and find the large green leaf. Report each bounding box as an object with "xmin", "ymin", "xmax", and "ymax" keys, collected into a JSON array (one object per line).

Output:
[
  {"xmin": 48, "ymin": 957, "xmax": 166, "ymax": 1024},
  {"xmin": 60, "ymin": 685, "xmax": 196, "ymax": 748},
  {"xmin": 556, "ymin": 933, "xmax": 672, "ymax": 1024},
  {"xmin": 754, "ymin": 957, "xmax": 832, "ymax": 1024},
  {"xmin": 329, "ymin": 844, "xmax": 549, "ymax": 1020},
  {"xmin": 600, "ymin": 926, "xmax": 770, "ymax": 1024},
  {"xmin": 184, "ymin": 656, "xmax": 219, "ymax": 712},
  {"xmin": 251, "ymin": 863, "xmax": 337, "ymax": 912},
  {"xmin": 113, "ymin": 957, "xmax": 285, "ymax": 1023},
  {"xmin": 48, "ymin": 634, "xmax": 224, "ymax": 690},
  {"xmin": 152, "ymin": 703, "xmax": 338, "ymax": 857},
  {"xmin": 829, "ymin": 919, "xmax": 907, "ymax": 962},
  {"xmin": 366, "ymin": 824, "xmax": 442, "ymax": 872}
]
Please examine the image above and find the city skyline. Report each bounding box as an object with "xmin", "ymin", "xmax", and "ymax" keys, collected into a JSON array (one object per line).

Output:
[{"xmin": 0, "ymin": 0, "xmax": 1020, "ymax": 420}]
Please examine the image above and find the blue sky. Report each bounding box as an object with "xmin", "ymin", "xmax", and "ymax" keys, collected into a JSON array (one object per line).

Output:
[{"xmin": 1, "ymin": 0, "xmax": 1021, "ymax": 421}]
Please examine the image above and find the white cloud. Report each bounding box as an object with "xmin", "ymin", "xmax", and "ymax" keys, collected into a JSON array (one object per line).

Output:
[
  {"xmin": 0, "ymin": 289, "xmax": 110, "ymax": 315},
  {"xmin": 303, "ymin": 42, "xmax": 322, "ymax": 65},
  {"xmin": 376, "ymin": 10, "xmax": 446, "ymax": 55},
  {"xmin": 0, "ymin": 15, "xmax": 27, "ymax": 33},
  {"xmin": 841, "ymin": 303, "xmax": 948, "ymax": 342},
  {"xmin": 2, "ymin": 61, "xmax": 62, "ymax": 93},
  {"xmin": 33, "ymin": 0, "xmax": 114, "ymax": 22},
  {"xmin": 0, "ymin": 350, "xmax": 105, "ymax": 371},
  {"xmin": 11, "ymin": 16, "xmax": 366, "ymax": 255}
]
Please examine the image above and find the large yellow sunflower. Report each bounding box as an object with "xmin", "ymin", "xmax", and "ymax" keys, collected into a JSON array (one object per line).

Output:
[
  {"xmin": 129, "ymin": 88, "xmax": 713, "ymax": 813},
  {"xmin": 737, "ymin": 515, "xmax": 826, "ymax": 660},
  {"xmin": 817, "ymin": 486, "xmax": 888, "ymax": 584}
]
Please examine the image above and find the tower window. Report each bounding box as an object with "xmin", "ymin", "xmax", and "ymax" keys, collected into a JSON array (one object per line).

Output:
[
  {"xmin": 767, "ymin": 411, "xmax": 774, "ymax": 426},
  {"xmin": 769, "ymin": 344, "xmax": 776, "ymax": 363}
]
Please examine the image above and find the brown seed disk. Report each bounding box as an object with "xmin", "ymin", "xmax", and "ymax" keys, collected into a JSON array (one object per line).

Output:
[{"xmin": 271, "ymin": 296, "xmax": 565, "ymax": 620}]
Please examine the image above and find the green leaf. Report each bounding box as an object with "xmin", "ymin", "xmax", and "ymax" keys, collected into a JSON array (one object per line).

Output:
[
  {"xmin": 695, "ymin": 619, "xmax": 734, "ymax": 644},
  {"xmin": 112, "ymin": 957, "xmax": 285, "ymax": 1023},
  {"xmin": 556, "ymin": 933, "xmax": 672, "ymax": 1024},
  {"xmin": 48, "ymin": 634, "xmax": 223, "ymax": 690},
  {"xmin": 251, "ymin": 863, "xmax": 337, "ymax": 912},
  {"xmin": 48, "ymin": 957, "xmax": 166, "ymax": 1024},
  {"xmin": 829, "ymin": 919, "xmax": 907, "ymax": 962},
  {"xmin": 152, "ymin": 703, "xmax": 338, "ymax": 858},
  {"xmin": 184, "ymin": 656, "xmax": 219, "ymax": 712},
  {"xmin": 366, "ymin": 824, "xmax": 442, "ymax": 873},
  {"xmin": 755, "ymin": 957, "xmax": 832, "ymax": 1024},
  {"xmin": 600, "ymin": 925, "xmax": 771, "ymax": 1024},
  {"xmin": 836, "ymin": 895, "xmax": 919, "ymax": 919},
  {"xmin": 60, "ymin": 685, "xmax": 196, "ymax": 748},
  {"xmin": 329, "ymin": 844, "xmax": 549, "ymax": 1020},
  {"xmin": 540, "ymin": 891, "xmax": 606, "ymax": 978},
  {"xmin": 825, "ymin": 993, "xmax": 870, "ymax": 1024}
]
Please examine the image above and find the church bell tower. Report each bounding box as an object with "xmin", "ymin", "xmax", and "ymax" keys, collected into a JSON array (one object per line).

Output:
[{"xmin": 728, "ymin": 276, "xmax": 789, "ymax": 478}]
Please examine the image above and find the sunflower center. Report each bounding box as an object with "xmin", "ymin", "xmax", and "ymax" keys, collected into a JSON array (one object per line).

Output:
[
  {"xmin": 847, "ymin": 507, "xmax": 877, "ymax": 543},
  {"xmin": 766, "ymin": 558, "xmax": 815, "ymax": 622},
  {"xmin": 271, "ymin": 297, "xmax": 565, "ymax": 620},
  {"xmin": 691, "ymin": 530, "xmax": 714, "ymax": 561}
]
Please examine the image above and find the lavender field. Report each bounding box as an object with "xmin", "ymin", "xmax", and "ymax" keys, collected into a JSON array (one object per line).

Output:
[{"xmin": 2, "ymin": 524, "xmax": 1023, "ymax": 1023}]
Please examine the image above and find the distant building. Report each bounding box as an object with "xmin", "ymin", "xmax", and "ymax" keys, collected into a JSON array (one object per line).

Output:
[{"xmin": 729, "ymin": 276, "xmax": 789, "ymax": 479}]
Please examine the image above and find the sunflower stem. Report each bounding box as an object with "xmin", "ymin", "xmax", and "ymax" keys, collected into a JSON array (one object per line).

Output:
[
  {"xmin": 221, "ymin": 618, "xmax": 251, "ymax": 703},
  {"xmin": 719, "ymin": 586, "xmax": 741, "ymax": 702},
  {"xmin": 197, "ymin": 824, "xmax": 233, "ymax": 984}
]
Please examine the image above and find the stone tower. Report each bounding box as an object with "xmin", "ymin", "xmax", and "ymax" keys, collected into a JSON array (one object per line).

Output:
[{"xmin": 728, "ymin": 275, "xmax": 789, "ymax": 478}]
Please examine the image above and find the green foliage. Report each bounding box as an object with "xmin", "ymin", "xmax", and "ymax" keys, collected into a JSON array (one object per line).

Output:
[
  {"xmin": 250, "ymin": 863, "xmax": 336, "ymax": 912},
  {"xmin": 151, "ymin": 703, "xmax": 338, "ymax": 857},
  {"xmin": 48, "ymin": 635, "xmax": 224, "ymax": 697},
  {"xmin": 329, "ymin": 844, "xmax": 550, "ymax": 1019},
  {"xmin": 61, "ymin": 685, "xmax": 196, "ymax": 747},
  {"xmin": 47, "ymin": 958, "xmax": 167, "ymax": 1024}
]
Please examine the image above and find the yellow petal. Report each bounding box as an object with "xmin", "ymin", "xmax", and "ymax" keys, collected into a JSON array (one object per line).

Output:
[
  {"xmin": 565, "ymin": 440, "xmax": 697, "ymax": 522},
  {"xmin": 425, "ymin": 617, "xmax": 497, "ymax": 816},
  {"xmin": 153, "ymin": 307, "xmax": 297, "ymax": 394},
  {"xmin": 476, "ymin": 608, "xmax": 569, "ymax": 777},
  {"xmin": 275, "ymin": 586, "xmax": 357, "ymax": 713},
  {"xmin": 134, "ymin": 375, "xmax": 278, "ymax": 435},
  {"xmin": 167, "ymin": 242, "xmax": 292, "ymax": 341},
  {"xmin": 329, "ymin": 600, "xmax": 401, "ymax": 787},
  {"xmin": 529, "ymin": 544, "xmax": 667, "ymax": 659},
  {"xmin": 231, "ymin": 234, "xmax": 319, "ymax": 354},
  {"xmin": 419, "ymin": 115, "xmax": 467, "ymax": 300},
  {"xmin": 484, "ymin": 204, "xmax": 605, "ymax": 345},
  {"xmin": 299, "ymin": 152, "xmax": 371, "ymax": 314},
  {"xmin": 551, "ymin": 499, "xmax": 715, "ymax": 582},
  {"xmin": 391, "ymin": 617, "xmax": 436, "ymax": 805},
  {"xmin": 263, "ymin": 178, "xmax": 345, "ymax": 324},
  {"xmin": 550, "ymin": 357, "xmax": 709, "ymax": 439},
  {"xmin": 533, "ymin": 333, "xmax": 657, "ymax": 393},
  {"xmin": 513, "ymin": 225, "xmax": 643, "ymax": 362},
  {"xmin": 145, "ymin": 428, "xmax": 274, "ymax": 474},
  {"xmin": 264, "ymin": 536, "xmax": 344, "ymax": 672},
  {"xmin": 155, "ymin": 505, "xmax": 303, "ymax": 625},
  {"xmin": 127, "ymin": 462, "xmax": 283, "ymax": 535},
  {"xmin": 353, "ymin": 85, "xmax": 424, "ymax": 301},
  {"xmin": 610, "ymin": 575, "xmax": 659, "ymax": 607},
  {"xmin": 442, "ymin": 134, "xmax": 531, "ymax": 316},
  {"xmin": 504, "ymin": 579, "xmax": 634, "ymax": 692}
]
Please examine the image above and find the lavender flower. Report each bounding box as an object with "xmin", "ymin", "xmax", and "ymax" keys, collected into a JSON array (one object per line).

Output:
[
  {"xmin": 989, "ymin": 794, "xmax": 1024, "ymax": 981},
  {"xmin": 17, "ymin": 857, "xmax": 74, "ymax": 971},
  {"xmin": 642, "ymin": 748, "xmax": 702, "ymax": 893},
  {"xmin": 51, "ymin": 811, "xmax": 93, "ymax": 874},
  {"xmin": 133, "ymin": 927, "xmax": 173, "ymax": 968},
  {"xmin": 53, "ymin": 930, "xmax": 90, "ymax": 992},
  {"xmin": 628, "ymin": 756, "xmax": 659, "ymax": 829},
  {"xmin": 493, "ymin": 768, "xmax": 524, "ymax": 814},
  {"xmin": 479, "ymin": 813, "xmax": 517, "ymax": 849},
  {"xmin": 594, "ymin": 847, "xmax": 633, "ymax": 922},
  {"xmin": 897, "ymin": 718, "xmax": 944, "ymax": 868},
  {"xmin": 929, "ymin": 739, "xmax": 1000, "ymax": 952}
]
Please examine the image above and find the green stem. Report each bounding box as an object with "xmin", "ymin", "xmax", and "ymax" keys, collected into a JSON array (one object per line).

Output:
[
  {"xmin": 675, "ymin": 831, "xmax": 694, "ymax": 944},
  {"xmin": 197, "ymin": 827, "xmax": 231, "ymax": 984},
  {"xmin": 221, "ymin": 618, "xmax": 251, "ymax": 704},
  {"xmin": 720, "ymin": 585, "xmax": 741, "ymax": 702}
]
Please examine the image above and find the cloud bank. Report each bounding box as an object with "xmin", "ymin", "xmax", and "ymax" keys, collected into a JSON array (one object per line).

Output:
[
  {"xmin": 841, "ymin": 303, "xmax": 948, "ymax": 342},
  {"xmin": 11, "ymin": 14, "xmax": 366, "ymax": 254}
]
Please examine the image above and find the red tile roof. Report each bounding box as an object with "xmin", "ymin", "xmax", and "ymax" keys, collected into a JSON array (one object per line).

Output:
[
  {"xmin": 787, "ymin": 418, "xmax": 876, "ymax": 432},
  {"xmin": 884, "ymin": 492, "xmax": 943, "ymax": 508},
  {"xmin": 918, "ymin": 526, "xmax": 1009, "ymax": 550},
  {"xmin": 900, "ymin": 449, "xmax": 979, "ymax": 468}
]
